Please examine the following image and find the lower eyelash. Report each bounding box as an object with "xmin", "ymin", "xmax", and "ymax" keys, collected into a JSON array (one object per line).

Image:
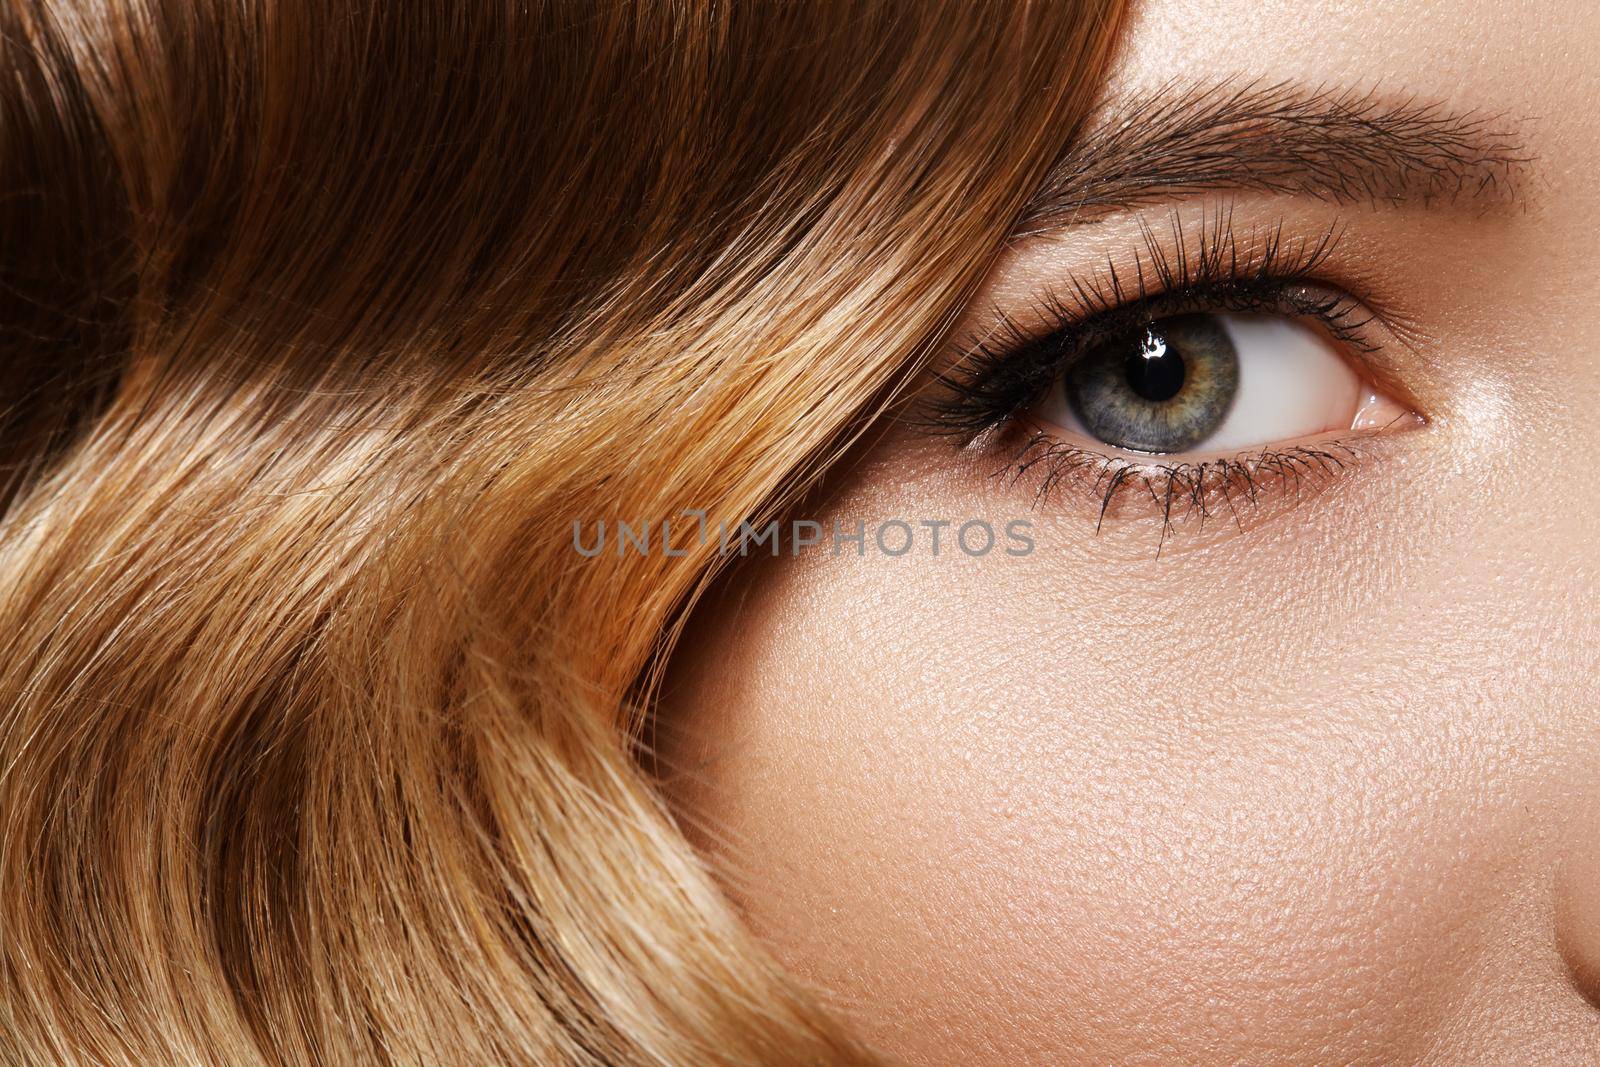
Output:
[{"xmin": 991, "ymin": 426, "xmax": 1371, "ymax": 553}]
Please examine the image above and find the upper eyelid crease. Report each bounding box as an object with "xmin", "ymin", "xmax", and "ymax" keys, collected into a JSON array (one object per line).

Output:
[
  {"xmin": 1018, "ymin": 79, "xmax": 1532, "ymax": 234},
  {"xmin": 972, "ymin": 209, "xmax": 1355, "ymax": 362}
]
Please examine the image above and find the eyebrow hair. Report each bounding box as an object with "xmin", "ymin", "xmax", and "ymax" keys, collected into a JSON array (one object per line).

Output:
[{"xmin": 1018, "ymin": 81, "xmax": 1530, "ymax": 231}]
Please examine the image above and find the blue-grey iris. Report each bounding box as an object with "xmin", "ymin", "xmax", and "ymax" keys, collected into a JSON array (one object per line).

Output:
[{"xmin": 1064, "ymin": 313, "xmax": 1240, "ymax": 453}]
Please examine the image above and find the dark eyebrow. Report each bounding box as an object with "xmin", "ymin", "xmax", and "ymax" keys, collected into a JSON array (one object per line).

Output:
[{"xmin": 1019, "ymin": 81, "xmax": 1531, "ymax": 232}]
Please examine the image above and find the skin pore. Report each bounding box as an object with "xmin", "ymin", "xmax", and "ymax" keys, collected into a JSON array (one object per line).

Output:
[{"xmin": 658, "ymin": 0, "xmax": 1600, "ymax": 1064}]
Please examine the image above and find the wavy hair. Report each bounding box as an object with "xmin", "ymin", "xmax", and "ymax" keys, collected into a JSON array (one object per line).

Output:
[{"xmin": 0, "ymin": 2, "xmax": 1122, "ymax": 1062}]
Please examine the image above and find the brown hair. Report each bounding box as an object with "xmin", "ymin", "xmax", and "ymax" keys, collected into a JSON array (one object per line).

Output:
[{"xmin": 0, "ymin": 2, "xmax": 1122, "ymax": 1062}]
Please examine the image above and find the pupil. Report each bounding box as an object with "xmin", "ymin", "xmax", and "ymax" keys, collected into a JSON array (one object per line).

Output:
[{"xmin": 1122, "ymin": 325, "xmax": 1185, "ymax": 402}]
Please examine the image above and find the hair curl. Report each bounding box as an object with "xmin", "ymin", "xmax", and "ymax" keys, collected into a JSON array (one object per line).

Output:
[{"xmin": 0, "ymin": 2, "xmax": 1121, "ymax": 1062}]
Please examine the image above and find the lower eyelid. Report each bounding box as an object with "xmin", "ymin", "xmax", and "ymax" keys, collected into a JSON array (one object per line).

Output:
[{"xmin": 979, "ymin": 420, "xmax": 1421, "ymax": 547}]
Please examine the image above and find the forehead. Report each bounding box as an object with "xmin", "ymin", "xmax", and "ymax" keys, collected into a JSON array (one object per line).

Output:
[{"xmin": 1109, "ymin": 0, "xmax": 1581, "ymax": 113}]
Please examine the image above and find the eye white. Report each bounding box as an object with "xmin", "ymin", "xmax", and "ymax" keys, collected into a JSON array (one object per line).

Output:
[{"xmin": 1198, "ymin": 313, "xmax": 1360, "ymax": 451}]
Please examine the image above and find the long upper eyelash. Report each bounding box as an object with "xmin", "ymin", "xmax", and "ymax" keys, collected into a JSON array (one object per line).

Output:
[{"xmin": 920, "ymin": 212, "xmax": 1373, "ymax": 443}]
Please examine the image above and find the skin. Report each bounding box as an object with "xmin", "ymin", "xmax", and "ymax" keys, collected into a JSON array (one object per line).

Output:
[{"xmin": 659, "ymin": 0, "xmax": 1600, "ymax": 1062}]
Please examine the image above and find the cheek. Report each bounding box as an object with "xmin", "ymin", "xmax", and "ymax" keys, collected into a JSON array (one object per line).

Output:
[{"xmin": 656, "ymin": 453, "xmax": 1595, "ymax": 1065}]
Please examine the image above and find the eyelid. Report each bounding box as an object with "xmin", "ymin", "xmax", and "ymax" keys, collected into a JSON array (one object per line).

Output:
[
  {"xmin": 989, "ymin": 426, "xmax": 1405, "ymax": 556},
  {"xmin": 920, "ymin": 200, "xmax": 1448, "ymax": 440},
  {"xmin": 914, "ymin": 212, "xmax": 1428, "ymax": 547},
  {"xmin": 928, "ymin": 274, "xmax": 1387, "ymax": 447}
]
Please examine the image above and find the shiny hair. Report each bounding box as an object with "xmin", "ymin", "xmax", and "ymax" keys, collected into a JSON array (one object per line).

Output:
[{"xmin": 0, "ymin": 1, "xmax": 1121, "ymax": 1062}]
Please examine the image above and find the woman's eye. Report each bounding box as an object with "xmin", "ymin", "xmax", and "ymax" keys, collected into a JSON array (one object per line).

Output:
[{"xmin": 1032, "ymin": 312, "xmax": 1409, "ymax": 455}]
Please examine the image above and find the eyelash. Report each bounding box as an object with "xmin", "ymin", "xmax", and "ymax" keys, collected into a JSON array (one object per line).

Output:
[{"xmin": 921, "ymin": 213, "xmax": 1396, "ymax": 542}]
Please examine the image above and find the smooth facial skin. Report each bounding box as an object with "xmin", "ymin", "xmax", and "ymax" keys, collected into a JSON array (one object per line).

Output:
[{"xmin": 660, "ymin": 1, "xmax": 1600, "ymax": 1063}]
